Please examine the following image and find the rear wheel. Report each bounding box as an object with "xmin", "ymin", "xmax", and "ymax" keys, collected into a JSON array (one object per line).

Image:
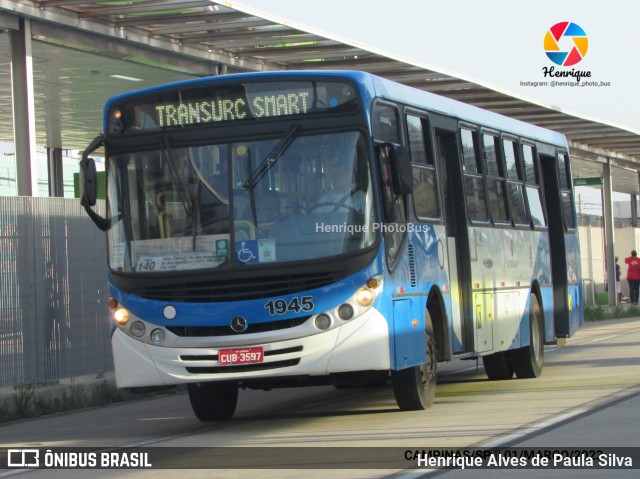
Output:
[
  {"xmin": 391, "ymin": 314, "xmax": 437, "ymax": 410},
  {"xmin": 482, "ymin": 351, "xmax": 514, "ymax": 380},
  {"xmin": 187, "ymin": 381, "xmax": 238, "ymax": 421},
  {"xmin": 511, "ymin": 293, "xmax": 544, "ymax": 378}
]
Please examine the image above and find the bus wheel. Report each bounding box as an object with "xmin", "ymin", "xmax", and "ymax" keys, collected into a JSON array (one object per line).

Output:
[
  {"xmin": 482, "ymin": 351, "xmax": 514, "ymax": 380},
  {"xmin": 187, "ymin": 381, "xmax": 238, "ymax": 421},
  {"xmin": 511, "ymin": 294, "xmax": 544, "ymax": 379},
  {"xmin": 391, "ymin": 324, "xmax": 437, "ymax": 411}
]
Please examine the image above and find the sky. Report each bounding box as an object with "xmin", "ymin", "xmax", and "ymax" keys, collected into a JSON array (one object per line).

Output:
[{"xmin": 227, "ymin": 0, "xmax": 640, "ymax": 134}]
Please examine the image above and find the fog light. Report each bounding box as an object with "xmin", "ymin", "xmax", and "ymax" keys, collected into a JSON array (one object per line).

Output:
[
  {"xmin": 314, "ymin": 314, "xmax": 331, "ymax": 330},
  {"xmin": 355, "ymin": 288, "xmax": 374, "ymax": 306},
  {"xmin": 113, "ymin": 308, "xmax": 129, "ymax": 325},
  {"xmin": 337, "ymin": 303, "xmax": 354, "ymax": 320},
  {"xmin": 130, "ymin": 321, "xmax": 145, "ymax": 337},
  {"xmin": 150, "ymin": 328, "xmax": 166, "ymax": 344}
]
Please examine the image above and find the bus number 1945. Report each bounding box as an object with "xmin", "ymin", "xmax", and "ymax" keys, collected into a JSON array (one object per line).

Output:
[{"xmin": 265, "ymin": 296, "xmax": 314, "ymax": 315}]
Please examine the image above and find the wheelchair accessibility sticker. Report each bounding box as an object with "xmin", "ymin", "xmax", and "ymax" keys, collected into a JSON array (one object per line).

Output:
[{"xmin": 235, "ymin": 239, "xmax": 276, "ymax": 264}]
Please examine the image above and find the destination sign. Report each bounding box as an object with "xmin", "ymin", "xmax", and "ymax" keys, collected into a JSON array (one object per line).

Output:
[
  {"xmin": 155, "ymin": 92, "xmax": 310, "ymax": 127},
  {"xmin": 107, "ymin": 80, "xmax": 358, "ymax": 135}
]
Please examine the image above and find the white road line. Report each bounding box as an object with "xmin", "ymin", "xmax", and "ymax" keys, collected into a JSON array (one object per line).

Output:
[
  {"xmin": 481, "ymin": 408, "xmax": 589, "ymax": 448},
  {"xmin": 390, "ymin": 408, "xmax": 590, "ymax": 479}
]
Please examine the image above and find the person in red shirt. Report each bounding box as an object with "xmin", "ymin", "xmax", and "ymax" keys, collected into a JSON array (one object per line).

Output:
[
  {"xmin": 625, "ymin": 250, "xmax": 640, "ymax": 304},
  {"xmin": 615, "ymin": 257, "xmax": 622, "ymax": 303}
]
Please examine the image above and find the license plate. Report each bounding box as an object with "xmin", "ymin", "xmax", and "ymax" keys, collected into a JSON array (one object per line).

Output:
[{"xmin": 218, "ymin": 347, "xmax": 264, "ymax": 365}]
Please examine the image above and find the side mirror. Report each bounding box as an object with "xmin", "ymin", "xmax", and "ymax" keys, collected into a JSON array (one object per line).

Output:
[
  {"xmin": 388, "ymin": 144, "xmax": 413, "ymax": 196},
  {"xmin": 79, "ymin": 134, "xmax": 110, "ymax": 231},
  {"xmin": 79, "ymin": 156, "xmax": 97, "ymax": 207}
]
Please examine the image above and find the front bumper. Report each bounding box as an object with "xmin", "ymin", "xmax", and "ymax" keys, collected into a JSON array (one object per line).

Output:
[{"xmin": 112, "ymin": 307, "xmax": 390, "ymax": 387}]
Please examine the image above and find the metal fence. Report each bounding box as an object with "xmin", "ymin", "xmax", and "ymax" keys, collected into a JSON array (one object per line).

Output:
[{"xmin": 0, "ymin": 197, "xmax": 111, "ymax": 388}]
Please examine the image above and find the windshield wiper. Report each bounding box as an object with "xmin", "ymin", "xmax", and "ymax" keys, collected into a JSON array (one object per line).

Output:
[
  {"xmin": 243, "ymin": 124, "xmax": 299, "ymax": 191},
  {"xmin": 244, "ymin": 148, "xmax": 258, "ymax": 226},
  {"xmin": 162, "ymin": 137, "xmax": 194, "ymax": 217}
]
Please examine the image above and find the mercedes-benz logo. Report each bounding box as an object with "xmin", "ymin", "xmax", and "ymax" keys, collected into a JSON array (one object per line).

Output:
[{"xmin": 230, "ymin": 316, "xmax": 248, "ymax": 333}]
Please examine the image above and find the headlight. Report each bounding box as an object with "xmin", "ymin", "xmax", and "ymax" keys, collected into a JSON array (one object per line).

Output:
[
  {"xmin": 112, "ymin": 307, "xmax": 129, "ymax": 325},
  {"xmin": 112, "ymin": 306, "xmax": 170, "ymax": 346},
  {"xmin": 355, "ymin": 288, "xmax": 374, "ymax": 306}
]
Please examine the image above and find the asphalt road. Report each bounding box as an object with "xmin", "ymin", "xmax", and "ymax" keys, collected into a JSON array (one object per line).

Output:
[{"xmin": 0, "ymin": 317, "xmax": 638, "ymax": 479}]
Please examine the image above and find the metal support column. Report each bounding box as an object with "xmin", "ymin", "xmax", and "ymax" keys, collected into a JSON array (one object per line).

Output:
[
  {"xmin": 48, "ymin": 148, "xmax": 64, "ymax": 197},
  {"xmin": 602, "ymin": 160, "xmax": 616, "ymax": 305},
  {"xmin": 9, "ymin": 18, "xmax": 37, "ymax": 196}
]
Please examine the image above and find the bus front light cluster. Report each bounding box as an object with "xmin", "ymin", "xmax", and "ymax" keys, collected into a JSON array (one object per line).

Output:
[
  {"xmin": 109, "ymin": 297, "xmax": 170, "ymax": 346},
  {"xmin": 310, "ymin": 275, "xmax": 383, "ymax": 332},
  {"xmin": 109, "ymin": 298, "xmax": 131, "ymax": 326},
  {"xmin": 346, "ymin": 275, "xmax": 382, "ymax": 318}
]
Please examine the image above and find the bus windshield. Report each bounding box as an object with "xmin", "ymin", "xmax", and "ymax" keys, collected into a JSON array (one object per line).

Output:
[{"xmin": 107, "ymin": 130, "xmax": 377, "ymax": 273}]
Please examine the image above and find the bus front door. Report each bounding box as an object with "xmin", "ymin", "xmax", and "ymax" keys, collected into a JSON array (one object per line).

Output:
[
  {"xmin": 435, "ymin": 130, "xmax": 473, "ymax": 355},
  {"xmin": 539, "ymin": 153, "xmax": 569, "ymax": 338}
]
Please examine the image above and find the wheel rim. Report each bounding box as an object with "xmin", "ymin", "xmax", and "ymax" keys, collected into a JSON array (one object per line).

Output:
[{"xmin": 421, "ymin": 333, "xmax": 437, "ymax": 388}]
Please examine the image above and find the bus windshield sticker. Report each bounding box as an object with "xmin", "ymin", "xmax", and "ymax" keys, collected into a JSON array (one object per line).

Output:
[
  {"xmin": 235, "ymin": 240, "xmax": 259, "ymax": 264},
  {"xmin": 234, "ymin": 239, "xmax": 277, "ymax": 264},
  {"xmin": 258, "ymin": 238, "xmax": 276, "ymax": 263},
  {"xmin": 135, "ymin": 252, "xmax": 223, "ymax": 272},
  {"xmin": 131, "ymin": 235, "xmax": 229, "ymax": 271}
]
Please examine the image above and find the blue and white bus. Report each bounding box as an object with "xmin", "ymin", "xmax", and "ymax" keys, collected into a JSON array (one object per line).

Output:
[{"xmin": 80, "ymin": 71, "xmax": 583, "ymax": 421}]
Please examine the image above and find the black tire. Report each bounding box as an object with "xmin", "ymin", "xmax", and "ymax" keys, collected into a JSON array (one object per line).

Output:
[
  {"xmin": 391, "ymin": 315, "xmax": 437, "ymax": 410},
  {"xmin": 511, "ymin": 293, "xmax": 544, "ymax": 378},
  {"xmin": 482, "ymin": 351, "xmax": 514, "ymax": 380},
  {"xmin": 187, "ymin": 381, "xmax": 238, "ymax": 421}
]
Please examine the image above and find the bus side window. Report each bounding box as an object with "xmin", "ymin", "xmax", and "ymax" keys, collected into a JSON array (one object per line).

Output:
[
  {"xmin": 557, "ymin": 152, "xmax": 575, "ymax": 230},
  {"xmin": 522, "ymin": 143, "xmax": 547, "ymax": 228},
  {"xmin": 406, "ymin": 114, "xmax": 439, "ymax": 219},
  {"xmin": 483, "ymin": 133, "xmax": 509, "ymax": 224},
  {"xmin": 460, "ymin": 128, "xmax": 488, "ymax": 222},
  {"xmin": 503, "ymin": 138, "xmax": 529, "ymax": 226},
  {"xmin": 373, "ymin": 104, "xmax": 401, "ymax": 144}
]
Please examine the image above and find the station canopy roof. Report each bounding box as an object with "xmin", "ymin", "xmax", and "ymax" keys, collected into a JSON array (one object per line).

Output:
[{"xmin": 1, "ymin": 0, "xmax": 639, "ymax": 183}]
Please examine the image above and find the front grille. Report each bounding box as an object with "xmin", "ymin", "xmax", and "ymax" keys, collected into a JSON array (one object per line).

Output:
[
  {"xmin": 133, "ymin": 272, "xmax": 338, "ymax": 302},
  {"xmin": 185, "ymin": 358, "xmax": 300, "ymax": 374},
  {"xmin": 167, "ymin": 317, "xmax": 310, "ymax": 337}
]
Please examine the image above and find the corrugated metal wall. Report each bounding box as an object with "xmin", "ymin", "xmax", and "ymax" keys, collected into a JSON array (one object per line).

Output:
[{"xmin": 0, "ymin": 197, "xmax": 111, "ymax": 388}]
